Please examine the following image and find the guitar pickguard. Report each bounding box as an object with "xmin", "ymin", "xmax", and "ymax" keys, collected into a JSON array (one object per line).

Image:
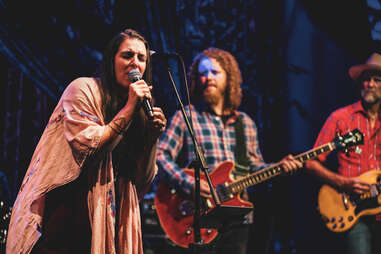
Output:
[{"xmin": 354, "ymin": 196, "xmax": 380, "ymax": 215}]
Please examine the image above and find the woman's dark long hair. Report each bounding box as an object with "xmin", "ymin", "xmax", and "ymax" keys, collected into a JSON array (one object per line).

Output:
[
  {"xmin": 99, "ymin": 28, "xmax": 153, "ymax": 178},
  {"xmin": 100, "ymin": 28, "xmax": 152, "ymax": 123}
]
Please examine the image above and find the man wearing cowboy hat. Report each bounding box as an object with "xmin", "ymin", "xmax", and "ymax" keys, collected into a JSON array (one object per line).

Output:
[{"xmin": 305, "ymin": 52, "xmax": 381, "ymax": 254}]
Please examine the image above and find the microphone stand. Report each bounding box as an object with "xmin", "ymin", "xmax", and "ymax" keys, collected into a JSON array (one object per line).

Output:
[{"xmin": 164, "ymin": 55, "xmax": 221, "ymax": 253}]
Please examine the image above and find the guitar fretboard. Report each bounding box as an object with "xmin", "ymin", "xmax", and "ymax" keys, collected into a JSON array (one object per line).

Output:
[{"xmin": 228, "ymin": 142, "xmax": 335, "ymax": 195}]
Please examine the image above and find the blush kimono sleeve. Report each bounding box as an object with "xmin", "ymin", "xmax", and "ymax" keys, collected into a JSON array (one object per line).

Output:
[
  {"xmin": 62, "ymin": 78, "xmax": 152, "ymax": 254},
  {"xmin": 6, "ymin": 77, "xmax": 117, "ymax": 254}
]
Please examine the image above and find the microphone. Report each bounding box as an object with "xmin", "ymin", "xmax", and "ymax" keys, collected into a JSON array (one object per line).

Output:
[
  {"xmin": 127, "ymin": 69, "xmax": 154, "ymax": 120},
  {"xmin": 150, "ymin": 50, "xmax": 178, "ymax": 58}
]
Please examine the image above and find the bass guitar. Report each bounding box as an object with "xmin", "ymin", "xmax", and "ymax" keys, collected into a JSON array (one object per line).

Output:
[
  {"xmin": 154, "ymin": 129, "xmax": 364, "ymax": 248},
  {"xmin": 318, "ymin": 169, "xmax": 381, "ymax": 233}
]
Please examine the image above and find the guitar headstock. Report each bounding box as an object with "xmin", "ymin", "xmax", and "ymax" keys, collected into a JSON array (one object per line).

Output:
[{"xmin": 333, "ymin": 128, "xmax": 364, "ymax": 151}]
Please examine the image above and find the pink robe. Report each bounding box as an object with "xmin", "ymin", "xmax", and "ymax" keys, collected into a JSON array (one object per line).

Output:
[{"xmin": 6, "ymin": 77, "xmax": 157, "ymax": 254}]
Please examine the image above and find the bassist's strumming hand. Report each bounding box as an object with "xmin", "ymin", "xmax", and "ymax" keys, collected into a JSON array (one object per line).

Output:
[
  {"xmin": 194, "ymin": 179, "xmax": 213, "ymax": 199},
  {"xmin": 338, "ymin": 175, "xmax": 370, "ymax": 194}
]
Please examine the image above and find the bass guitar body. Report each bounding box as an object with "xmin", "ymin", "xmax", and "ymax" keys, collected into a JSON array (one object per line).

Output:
[
  {"xmin": 154, "ymin": 160, "xmax": 252, "ymax": 249},
  {"xmin": 318, "ymin": 170, "xmax": 381, "ymax": 233}
]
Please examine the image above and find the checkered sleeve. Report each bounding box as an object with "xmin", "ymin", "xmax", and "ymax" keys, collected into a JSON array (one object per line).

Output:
[
  {"xmin": 157, "ymin": 110, "xmax": 195, "ymax": 195},
  {"xmin": 240, "ymin": 112, "xmax": 272, "ymax": 172}
]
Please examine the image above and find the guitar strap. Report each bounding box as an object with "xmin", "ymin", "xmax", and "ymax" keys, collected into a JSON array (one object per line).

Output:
[{"xmin": 233, "ymin": 116, "xmax": 251, "ymax": 178}]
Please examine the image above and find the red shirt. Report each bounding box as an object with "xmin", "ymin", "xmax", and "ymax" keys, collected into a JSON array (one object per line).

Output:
[{"xmin": 314, "ymin": 101, "xmax": 381, "ymax": 176}]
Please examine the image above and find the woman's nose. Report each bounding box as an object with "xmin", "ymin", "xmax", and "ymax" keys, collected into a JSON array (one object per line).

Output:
[{"xmin": 131, "ymin": 55, "xmax": 139, "ymax": 64}]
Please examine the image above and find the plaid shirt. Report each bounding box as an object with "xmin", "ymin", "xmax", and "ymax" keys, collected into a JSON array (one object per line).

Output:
[
  {"xmin": 315, "ymin": 101, "xmax": 381, "ymax": 177},
  {"xmin": 157, "ymin": 105, "xmax": 270, "ymax": 196}
]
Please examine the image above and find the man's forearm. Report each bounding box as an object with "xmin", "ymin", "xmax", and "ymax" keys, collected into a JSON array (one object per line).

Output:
[{"xmin": 305, "ymin": 160, "xmax": 346, "ymax": 189}]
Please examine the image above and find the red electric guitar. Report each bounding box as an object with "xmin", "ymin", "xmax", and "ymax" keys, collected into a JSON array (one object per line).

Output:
[{"xmin": 154, "ymin": 129, "xmax": 364, "ymax": 248}]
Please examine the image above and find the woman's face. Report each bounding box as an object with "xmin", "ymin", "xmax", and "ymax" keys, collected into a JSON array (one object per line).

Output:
[{"xmin": 114, "ymin": 37, "xmax": 147, "ymax": 92}]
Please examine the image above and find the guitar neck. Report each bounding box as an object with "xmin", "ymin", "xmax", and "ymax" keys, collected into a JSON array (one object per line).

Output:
[{"xmin": 228, "ymin": 142, "xmax": 336, "ymax": 195}]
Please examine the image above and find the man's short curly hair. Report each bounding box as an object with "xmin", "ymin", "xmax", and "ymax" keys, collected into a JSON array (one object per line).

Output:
[{"xmin": 188, "ymin": 47, "xmax": 243, "ymax": 113}]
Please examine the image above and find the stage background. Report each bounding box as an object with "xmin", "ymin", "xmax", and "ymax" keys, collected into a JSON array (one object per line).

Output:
[{"xmin": 1, "ymin": 1, "xmax": 381, "ymax": 253}]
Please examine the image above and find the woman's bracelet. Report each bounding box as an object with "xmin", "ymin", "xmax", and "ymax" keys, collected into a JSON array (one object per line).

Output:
[{"xmin": 109, "ymin": 123, "xmax": 125, "ymax": 136}]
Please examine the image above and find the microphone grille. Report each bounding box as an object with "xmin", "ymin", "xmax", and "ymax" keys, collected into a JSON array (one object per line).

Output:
[{"xmin": 128, "ymin": 69, "xmax": 141, "ymax": 82}]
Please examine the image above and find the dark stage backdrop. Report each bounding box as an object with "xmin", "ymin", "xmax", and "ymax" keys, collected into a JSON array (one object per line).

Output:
[{"xmin": 0, "ymin": 1, "xmax": 378, "ymax": 253}]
